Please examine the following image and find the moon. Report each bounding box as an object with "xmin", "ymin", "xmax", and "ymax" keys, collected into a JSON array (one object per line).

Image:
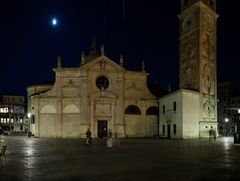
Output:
[{"xmin": 51, "ymin": 18, "xmax": 58, "ymax": 26}]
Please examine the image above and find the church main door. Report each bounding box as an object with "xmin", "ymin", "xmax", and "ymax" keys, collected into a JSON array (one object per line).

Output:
[{"xmin": 98, "ymin": 120, "xmax": 108, "ymax": 138}]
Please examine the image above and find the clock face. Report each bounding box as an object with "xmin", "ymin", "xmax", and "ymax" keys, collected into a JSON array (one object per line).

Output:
[{"xmin": 203, "ymin": 14, "xmax": 213, "ymax": 32}]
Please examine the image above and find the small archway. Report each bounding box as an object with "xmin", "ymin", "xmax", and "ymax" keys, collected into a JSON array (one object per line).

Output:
[
  {"xmin": 146, "ymin": 106, "xmax": 159, "ymax": 115},
  {"xmin": 125, "ymin": 105, "xmax": 141, "ymax": 114},
  {"xmin": 125, "ymin": 105, "xmax": 142, "ymax": 137},
  {"xmin": 146, "ymin": 106, "xmax": 159, "ymax": 137}
]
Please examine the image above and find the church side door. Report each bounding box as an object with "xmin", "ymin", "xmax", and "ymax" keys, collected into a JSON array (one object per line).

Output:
[{"xmin": 167, "ymin": 125, "xmax": 171, "ymax": 138}]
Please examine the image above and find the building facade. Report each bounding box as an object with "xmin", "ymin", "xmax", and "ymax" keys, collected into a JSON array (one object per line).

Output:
[
  {"xmin": 0, "ymin": 95, "xmax": 27, "ymax": 134},
  {"xmin": 159, "ymin": 89, "xmax": 200, "ymax": 139},
  {"xmin": 27, "ymin": 47, "xmax": 158, "ymax": 138},
  {"xmin": 159, "ymin": 0, "xmax": 218, "ymax": 138}
]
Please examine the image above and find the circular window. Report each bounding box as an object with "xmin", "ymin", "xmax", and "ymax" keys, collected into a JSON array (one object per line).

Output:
[{"xmin": 96, "ymin": 76, "xmax": 109, "ymax": 90}]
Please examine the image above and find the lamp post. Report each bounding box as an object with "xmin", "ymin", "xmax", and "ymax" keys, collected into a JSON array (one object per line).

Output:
[{"xmin": 224, "ymin": 118, "xmax": 229, "ymax": 136}]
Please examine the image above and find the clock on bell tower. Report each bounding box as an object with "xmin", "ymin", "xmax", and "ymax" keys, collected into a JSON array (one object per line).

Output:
[{"xmin": 179, "ymin": 0, "xmax": 218, "ymax": 137}]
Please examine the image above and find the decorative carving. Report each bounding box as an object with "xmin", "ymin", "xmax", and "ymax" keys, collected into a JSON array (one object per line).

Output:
[
  {"xmin": 201, "ymin": 36, "xmax": 215, "ymax": 60},
  {"xmin": 126, "ymin": 82, "xmax": 141, "ymax": 91},
  {"xmin": 183, "ymin": 45, "xmax": 196, "ymax": 59},
  {"xmin": 95, "ymin": 104, "xmax": 111, "ymax": 115},
  {"xmin": 180, "ymin": 36, "xmax": 197, "ymax": 62},
  {"xmin": 201, "ymin": 63, "xmax": 215, "ymax": 96},
  {"xmin": 183, "ymin": 14, "xmax": 196, "ymax": 32},
  {"xmin": 182, "ymin": 65, "xmax": 196, "ymax": 88},
  {"xmin": 203, "ymin": 99, "xmax": 215, "ymax": 118},
  {"xmin": 63, "ymin": 79, "xmax": 79, "ymax": 88},
  {"xmin": 202, "ymin": 64, "xmax": 210, "ymax": 94},
  {"xmin": 202, "ymin": 14, "xmax": 213, "ymax": 32}
]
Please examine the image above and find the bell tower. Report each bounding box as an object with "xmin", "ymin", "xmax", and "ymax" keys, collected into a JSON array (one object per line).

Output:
[{"xmin": 179, "ymin": 0, "xmax": 218, "ymax": 137}]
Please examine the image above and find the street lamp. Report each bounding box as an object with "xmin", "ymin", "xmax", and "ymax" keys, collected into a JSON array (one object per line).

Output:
[
  {"xmin": 225, "ymin": 118, "xmax": 229, "ymax": 123},
  {"xmin": 224, "ymin": 118, "xmax": 229, "ymax": 136}
]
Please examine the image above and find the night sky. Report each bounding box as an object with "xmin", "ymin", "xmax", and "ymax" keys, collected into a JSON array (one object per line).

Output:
[{"xmin": 0, "ymin": 0, "xmax": 239, "ymax": 96}]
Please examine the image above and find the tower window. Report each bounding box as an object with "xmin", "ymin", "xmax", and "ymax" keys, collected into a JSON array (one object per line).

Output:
[
  {"xmin": 173, "ymin": 102, "xmax": 177, "ymax": 111},
  {"xmin": 162, "ymin": 105, "xmax": 165, "ymax": 114}
]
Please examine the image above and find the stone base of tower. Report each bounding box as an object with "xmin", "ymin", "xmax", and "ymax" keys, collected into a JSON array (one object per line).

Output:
[{"xmin": 199, "ymin": 121, "xmax": 218, "ymax": 138}]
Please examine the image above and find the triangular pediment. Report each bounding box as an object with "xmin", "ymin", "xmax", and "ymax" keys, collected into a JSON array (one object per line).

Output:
[{"xmin": 79, "ymin": 55, "xmax": 125, "ymax": 72}]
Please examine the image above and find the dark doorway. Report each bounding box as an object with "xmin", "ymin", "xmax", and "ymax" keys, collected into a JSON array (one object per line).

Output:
[
  {"xmin": 167, "ymin": 125, "xmax": 171, "ymax": 138},
  {"xmin": 98, "ymin": 120, "xmax": 108, "ymax": 138}
]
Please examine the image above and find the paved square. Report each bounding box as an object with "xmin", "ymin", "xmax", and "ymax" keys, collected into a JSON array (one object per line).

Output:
[{"xmin": 0, "ymin": 135, "xmax": 240, "ymax": 181}]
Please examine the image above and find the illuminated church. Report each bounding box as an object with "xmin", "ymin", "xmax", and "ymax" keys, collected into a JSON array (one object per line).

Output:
[
  {"xmin": 27, "ymin": 43, "xmax": 158, "ymax": 138},
  {"xmin": 27, "ymin": 0, "xmax": 218, "ymax": 139}
]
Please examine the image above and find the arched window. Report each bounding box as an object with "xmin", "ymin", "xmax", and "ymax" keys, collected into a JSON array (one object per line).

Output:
[
  {"xmin": 146, "ymin": 106, "xmax": 159, "ymax": 115},
  {"xmin": 125, "ymin": 105, "xmax": 141, "ymax": 115}
]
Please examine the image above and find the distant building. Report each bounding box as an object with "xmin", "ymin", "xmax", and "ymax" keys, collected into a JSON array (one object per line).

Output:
[
  {"xmin": 27, "ymin": 45, "xmax": 158, "ymax": 138},
  {"xmin": 217, "ymin": 81, "xmax": 240, "ymax": 135},
  {"xmin": 0, "ymin": 95, "xmax": 27, "ymax": 134}
]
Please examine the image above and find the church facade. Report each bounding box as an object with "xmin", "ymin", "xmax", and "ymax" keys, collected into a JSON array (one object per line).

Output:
[
  {"xmin": 27, "ymin": 46, "xmax": 158, "ymax": 138},
  {"xmin": 159, "ymin": 0, "xmax": 218, "ymax": 138}
]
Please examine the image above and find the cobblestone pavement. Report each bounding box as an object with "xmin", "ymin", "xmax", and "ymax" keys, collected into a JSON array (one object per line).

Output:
[{"xmin": 0, "ymin": 135, "xmax": 240, "ymax": 181}]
